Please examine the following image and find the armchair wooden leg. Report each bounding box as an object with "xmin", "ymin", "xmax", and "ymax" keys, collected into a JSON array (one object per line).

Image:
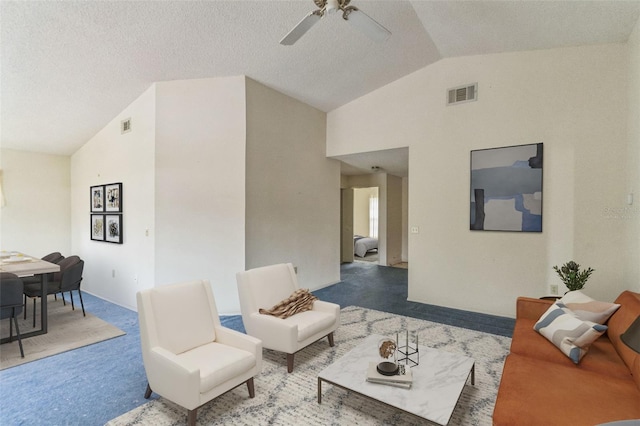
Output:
[
  {"xmin": 144, "ymin": 383, "xmax": 152, "ymax": 399},
  {"xmin": 287, "ymin": 353, "xmax": 295, "ymax": 373},
  {"xmin": 327, "ymin": 332, "xmax": 335, "ymax": 347},
  {"xmin": 246, "ymin": 377, "xmax": 255, "ymax": 398},
  {"xmin": 187, "ymin": 408, "xmax": 197, "ymax": 426}
]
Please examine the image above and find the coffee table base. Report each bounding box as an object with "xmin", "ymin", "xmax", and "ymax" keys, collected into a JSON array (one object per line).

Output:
[{"xmin": 318, "ymin": 363, "xmax": 475, "ymax": 403}]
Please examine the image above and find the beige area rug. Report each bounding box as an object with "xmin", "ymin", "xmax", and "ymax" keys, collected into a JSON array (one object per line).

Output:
[
  {"xmin": 107, "ymin": 306, "xmax": 510, "ymax": 426},
  {"xmin": 1, "ymin": 296, "xmax": 125, "ymax": 370}
]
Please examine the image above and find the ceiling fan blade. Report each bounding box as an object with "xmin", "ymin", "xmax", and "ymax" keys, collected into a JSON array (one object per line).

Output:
[
  {"xmin": 344, "ymin": 8, "xmax": 391, "ymax": 42},
  {"xmin": 280, "ymin": 11, "xmax": 323, "ymax": 45}
]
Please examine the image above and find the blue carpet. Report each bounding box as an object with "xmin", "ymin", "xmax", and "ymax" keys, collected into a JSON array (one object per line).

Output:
[
  {"xmin": 316, "ymin": 262, "xmax": 514, "ymax": 337},
  {"xmin": 0, "ymin": 263, "xmax": 514, "ymax": 425}
]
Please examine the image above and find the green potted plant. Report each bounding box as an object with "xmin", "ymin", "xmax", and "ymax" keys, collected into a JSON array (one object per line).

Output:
[{"xmin": 553, "ymin": 260, "xmax": 595, "ymax": 292}]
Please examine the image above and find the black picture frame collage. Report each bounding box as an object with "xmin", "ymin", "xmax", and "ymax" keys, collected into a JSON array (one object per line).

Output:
[{"xmin": 90, "ymin": 182, "xmax": 123, "ymax": 244}]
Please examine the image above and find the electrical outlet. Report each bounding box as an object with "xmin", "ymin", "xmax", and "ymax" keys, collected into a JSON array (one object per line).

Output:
[{"xmin": 550, "ymin": 284, "xmax": 558, "ymax": 295}]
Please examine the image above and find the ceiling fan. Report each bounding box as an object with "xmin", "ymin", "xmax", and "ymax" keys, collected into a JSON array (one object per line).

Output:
[{"xmin": 280, "ymin": 0, "xmax": 391, "ymax": 45}]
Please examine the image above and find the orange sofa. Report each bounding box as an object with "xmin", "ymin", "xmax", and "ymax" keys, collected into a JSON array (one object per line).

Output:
[{"xmin": 493, "ymin": 291, "xmax": 640, "ymax": 426}]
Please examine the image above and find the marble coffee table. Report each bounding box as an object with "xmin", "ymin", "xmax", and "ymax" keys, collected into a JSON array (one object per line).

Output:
[{"xmin": 317, "ymin": 334, "xmax": 475, "ymax": 425}]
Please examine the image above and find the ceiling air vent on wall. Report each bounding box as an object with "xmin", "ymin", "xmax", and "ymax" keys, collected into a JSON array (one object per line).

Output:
[
  {"xmin": 121, "ymin": 118, "xmax": 132, "ymax": 134},
  {"xmin": 447, "ymin": 83, "xmax": 478, "ymax": 106}
]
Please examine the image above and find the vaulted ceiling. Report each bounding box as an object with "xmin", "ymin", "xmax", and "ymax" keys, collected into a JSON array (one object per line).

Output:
[{"xmin": 2, "ymin": 0, "xmax": 640, "ymax": 160}]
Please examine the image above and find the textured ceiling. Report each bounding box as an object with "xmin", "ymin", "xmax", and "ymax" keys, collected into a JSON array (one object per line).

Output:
[{"xmin": 2, "ymin": 0, "xmax": 640, "ymax": 163}]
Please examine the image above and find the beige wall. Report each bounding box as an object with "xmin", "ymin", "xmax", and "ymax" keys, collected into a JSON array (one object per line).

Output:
[
  {"xmin": 328, "ymin": 43, "xmax": 634, "ymax": 317},
  {"xmin": 245, "ymin": 78, "xmax": 340, "ymax": 290},
  {"xmin": 402, "ymin": 177, "xmax": 409, "ymax": 262},
  {"xmin": 626, "ymin": 19, "xmax": 640, "ymax": 292},
  {"xmin": 386, "ymin": 174, "xmax": 403, "ymax": 266},
  {"xmin": 1, "ymin": 149, "xmax": 71, "ymax": 257}
]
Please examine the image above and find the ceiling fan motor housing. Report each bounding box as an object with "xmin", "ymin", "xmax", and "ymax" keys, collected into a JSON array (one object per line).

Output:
[
  {"xmin": 319, "ymin": 0, "xmax": 352, "ymax": 14},
  {"xmin": 280, "ymin": 0, "xmax": 390, "ymax": 46}
]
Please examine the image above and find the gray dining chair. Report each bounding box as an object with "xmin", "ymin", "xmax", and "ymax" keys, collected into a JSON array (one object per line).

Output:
[
  {"xmin": 59, "ymin": 259, "xmax": 85, "ymax": 316},
  {"xmin": 1, "ymin": 272, "xmax": 25, "ymax": 357},
  {"xmin": 23, "ymin": 252, "xmax": 65, "ymax": 319},
  {"xmin": 23, "ymin": 256, "xmax": 81, "ymax": 327}
]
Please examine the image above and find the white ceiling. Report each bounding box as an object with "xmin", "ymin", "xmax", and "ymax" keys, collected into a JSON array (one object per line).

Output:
[
  {"xmin": 335, "ymin": 147, "xmax": 409, "ymax": 177},
  {"xmin": 2, "ymin": 1, "xmax": 639, "ymax": 175}
]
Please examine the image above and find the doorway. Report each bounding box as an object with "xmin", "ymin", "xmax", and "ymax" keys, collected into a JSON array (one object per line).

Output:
[
  {"xmin": 335, "ymin": 147, "xmax": 409, "ymax": 269},
  {"xmin": 353, "ymin": 187, "xmax": 379, "ymax": 264}
]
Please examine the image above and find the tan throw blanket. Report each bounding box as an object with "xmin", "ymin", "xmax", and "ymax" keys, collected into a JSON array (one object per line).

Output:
[{"xmin": 259, "ymin": 289, "xmax": 318, "ymax": 319}]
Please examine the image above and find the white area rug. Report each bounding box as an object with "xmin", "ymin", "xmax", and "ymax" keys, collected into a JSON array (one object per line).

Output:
[{"xmin": 106, "ymin": 306, "xmax": 510, "ymax": 426}]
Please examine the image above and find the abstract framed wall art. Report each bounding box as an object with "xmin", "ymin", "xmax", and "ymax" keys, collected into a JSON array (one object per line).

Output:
[
  {"xmin": 105, "ymin": 214, "xmax": 123, "ymax": 244},
  {"xmin": 91, "ymin": 214, "xmax": 105, "ymax": 241},
  {"xmin": 90, "ymin": 185, "xmax": 104, "ymax": 212},
  {"xmin": 470, "ymin": 143, "xmax": 543, "ymax": 232},
  {"xmin": 90, "ymin": 182, "xmax": 123, "ymax": 243},
  {"xmin": 105, "ymin": 182, "xmax": 122, "ymax": 212}
]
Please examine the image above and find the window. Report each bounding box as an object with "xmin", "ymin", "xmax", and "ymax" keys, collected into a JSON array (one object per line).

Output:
[{"xmin": 369, "ymin": 196, "xmax": 378, "ymax": 238}]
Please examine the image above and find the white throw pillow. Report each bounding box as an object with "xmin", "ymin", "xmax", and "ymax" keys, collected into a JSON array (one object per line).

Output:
[
  {"xmin": 558, "ymin": 290, "xmax": 620, "ymax": 324},
  {"xmin": 534, "ymin": 302, "xmax": 607, "ymax": 364}
]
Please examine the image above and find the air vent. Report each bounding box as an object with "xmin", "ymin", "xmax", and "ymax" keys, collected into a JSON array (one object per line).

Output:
[
  {"xmin": 447, "ymin": 83, "xmax": 478, "ymax": 106},
  {"xmin": 121, "ymin": 118, "xmax": 132, "ymax": 134}
]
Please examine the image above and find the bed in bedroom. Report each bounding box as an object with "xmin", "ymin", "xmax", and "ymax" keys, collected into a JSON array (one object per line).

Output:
[{"xmin": 353, "ymin": 235, "xmax": 378, "ymax": 258}]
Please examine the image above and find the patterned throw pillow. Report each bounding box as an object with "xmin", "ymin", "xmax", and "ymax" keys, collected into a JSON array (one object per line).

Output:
[
  {"xmin": 559, "ymin": 290, "xmax": 620, "ymax": 324},
  {"xmin": 534, "ymin": 302, "xmax": 607, "ymax": 364}
]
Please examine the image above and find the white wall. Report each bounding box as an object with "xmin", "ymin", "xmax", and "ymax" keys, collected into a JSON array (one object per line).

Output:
[
  {"xmin": 245, "ymin": 77, "xmax": 340, "ymax": 290},
  {"xmin": 71, "ymin": 85, "xmax": 156, "ymax": 310},
  {"xmin": 155, "ymin": 77, "xmax": 247, "ymax": 314},
  {"xmin": 328, "ymin": 44, "xmax": 633, "ymax": 317},
  {"xmin": 0, "ymin": 149, "xmax": 70, "ymax": 257},
  {"xmin": 70, "ymin": 75, "xmax": 336, "ymax": 314},
  {"xmin": 626, "ymin": 19, "xmax": 640, "ymax": 292}
]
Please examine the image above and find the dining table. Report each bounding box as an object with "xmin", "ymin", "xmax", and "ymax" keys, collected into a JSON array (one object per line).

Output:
[{"xmin": 0, "ymin": 252, "xmax": 60, "ymax": 342}]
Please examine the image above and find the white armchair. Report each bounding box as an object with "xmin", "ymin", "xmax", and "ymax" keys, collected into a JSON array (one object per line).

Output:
[
  {"xmin": 137, "ymin": 280, "xmax": 262, "ymax": 426},
  {"xmin": 236, "ymin": 263, "xmax": 340, "ymax": 373}
]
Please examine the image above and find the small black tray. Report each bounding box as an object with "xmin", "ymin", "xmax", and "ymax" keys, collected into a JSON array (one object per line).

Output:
[{"xmin": 376, "ymin": 362, "xmax": 399, "ymax": 376}]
